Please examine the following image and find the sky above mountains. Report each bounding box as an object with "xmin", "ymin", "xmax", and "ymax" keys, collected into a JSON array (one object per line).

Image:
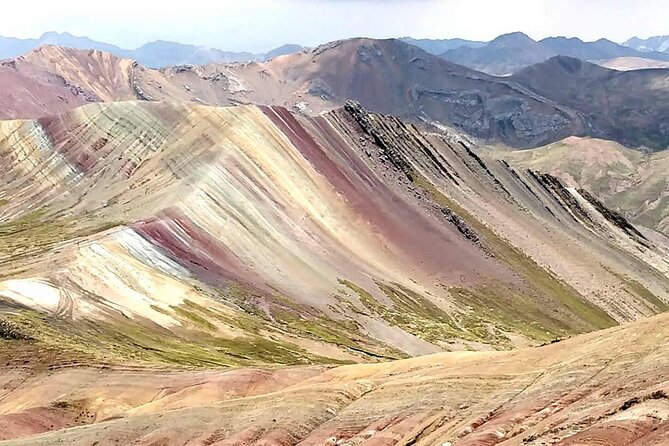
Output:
[{"xmin": 3, "ymin": 0, "xmax": 668, "ymax": 52}]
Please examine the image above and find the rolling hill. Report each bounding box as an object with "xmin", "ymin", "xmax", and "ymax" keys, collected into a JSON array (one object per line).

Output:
[
  {"xmin": 0, "ymin": 99, "xmax": 668, "ymax": 443},
  {"xmin": 1, "ymin": 310, "xmax": 668, "ymax": 444},
  {"xmin": 0, "ymin": 51, "xmax": 667, "ymax": 443},
  {"xmin": 1, "ymin": 100, "xmax": 667, "ymax": 365}
]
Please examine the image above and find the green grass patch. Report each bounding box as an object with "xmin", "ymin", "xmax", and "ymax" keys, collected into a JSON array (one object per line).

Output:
[
  {"xmin": 0, "ymin": 210, "xmax": 123, "ymax": 263},
  {"xmin": 4, "ymin": 308, "xmax": 345, "ymax": 367},
  {"xmin": 340, "ymin": 279, "xmax": 519, "ymax": 348},
  {"xmin": 171, "ymin": 306, "xmax": 217, "ymax": 331},
  {"xmin": 603, "ymin": 266, "xmax": 669, "ymax": 313}
]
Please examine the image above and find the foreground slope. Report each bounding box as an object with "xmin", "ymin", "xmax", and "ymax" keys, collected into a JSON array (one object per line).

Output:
[
  {"xmin": 0, "ymin": 101, "xmax": 667, "ymax": 368},
  {"xmin": 1, "ymin": 311, "xmax": 669, "ymax": 444}
]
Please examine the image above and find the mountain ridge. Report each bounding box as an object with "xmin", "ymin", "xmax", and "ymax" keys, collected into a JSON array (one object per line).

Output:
[
  {"xmin": 442, "ymin": 33, "xmax": 669, "ymax": 75},
  {"xmin": 625, "ymin": 35, "xmax": 669, "ymax": 53},
  {"xmin": 1, "ymin": 38, "xmax": 669, "ymax": 150},
  {"xmin": 0, "ymin": 31, "xmax": 304, "ymax": 67},
  {"xmin": 441, "ymin": 31, "xmax": 556, "ymax": 76},
  {"xmin": 399, "ymin": 36, "xmax": 486, "ymax": 54}
]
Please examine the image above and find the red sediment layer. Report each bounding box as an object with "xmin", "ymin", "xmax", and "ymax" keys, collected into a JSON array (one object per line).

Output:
[
  {"xmin": 559, "ymin": 419, "xmax": 666, "ymax": 445},
  {"xmin": 132, "ymin": 208, "xmax": 268, "ymax": 291},
  {"xmin": 0, "ymin": 407, "xmax": 73, "ymax": 441},
  {"xmin": 38, "ymin": 114, "xmax": 137, "ymax": 178},
  {"xmin": 0, "ymin": 67, "xmax": 90, "ymax": 121},
  {"xmin": 260, "ymin": 105, "xmax": 505, "ymax": 283}
]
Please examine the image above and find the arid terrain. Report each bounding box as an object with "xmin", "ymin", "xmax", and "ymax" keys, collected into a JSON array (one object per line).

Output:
[
  {"xmin": 596, "ymin": 56, "xmax": 669, "ymax": 71},
  {"xmin": 1, "ymin": 311, "xmax": 669, "ymax": 445},
  {"xmin": 0, "ymin": 31, "xmax": 668, "ymax": 445}
]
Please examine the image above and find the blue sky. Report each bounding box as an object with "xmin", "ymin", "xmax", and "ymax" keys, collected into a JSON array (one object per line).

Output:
[{"xmin": 2, "ymin": 0, "xmax": 668, "ymax": 52}]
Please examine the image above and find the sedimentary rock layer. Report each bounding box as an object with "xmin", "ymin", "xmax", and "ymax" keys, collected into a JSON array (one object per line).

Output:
[{"xmin": 0, "ymin": 101, "xmax": 667, "ymax": 367}]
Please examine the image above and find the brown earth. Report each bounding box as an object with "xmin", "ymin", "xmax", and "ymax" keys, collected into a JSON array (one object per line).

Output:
[{"xmin": 0, "ymin": 311, "xmax": 667, "ymax": 445}]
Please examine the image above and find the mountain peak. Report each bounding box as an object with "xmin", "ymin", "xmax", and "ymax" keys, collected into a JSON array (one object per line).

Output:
[
  {"xmin": 541, "ymin": 36, "xmax": 585, "ymax": 44},
  {"xmin": 623, "ymin": 35, "xmax": 669, "ymax": 53},
  {"xmin": 529, "ymin": 54, "xmax": 606, "ymax": 73},
  {"xmin": 491, "ymin": 31, "xmax": 535, "ymax": 44},
  {"xmin": 38, "ymin": 31, "xmax": 79, "ymax": 40},
  {"xmin": 264, "ymin": 44, "xmax": 304, "ymax": 60}
]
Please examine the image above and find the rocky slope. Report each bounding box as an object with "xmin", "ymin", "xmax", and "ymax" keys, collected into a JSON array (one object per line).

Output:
[
  {"xmin": 0, "ymin": 100, "xmax": 667, "ymax": 365},
  {"xmin": 485, "ymin": 136, "xmax": 669, "ymax": 235},
  {"xmin": 511, "ymin": 56, "xmax": 669, "ymax": 150},
  {"xmin": 0, "ymin": 46, "xmax": 136, "ymax": 119}
]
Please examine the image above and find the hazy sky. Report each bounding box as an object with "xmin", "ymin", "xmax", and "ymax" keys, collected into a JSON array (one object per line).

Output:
[{"xmin": 2, "ymin": 0, "xmax": 668, "ymax": 52}]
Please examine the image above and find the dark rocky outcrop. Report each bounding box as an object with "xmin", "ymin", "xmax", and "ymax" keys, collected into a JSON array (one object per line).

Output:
[
  {"xmin": 0, "ymin": 319, "xmax": 32, "ymax": 340},
  {"xmin": 345, "ymin": 100, "xmax": 414, "ymax": 179},
  {"xmin": 529, "ymin": 170, "xmax": 594, "ymax": 226},
  {"xmin": 345, "ymin": 101, "xmax": 459, "ymax": 185},
  {"xmin": 440, "ymin": 207, "xmax": 481, "ymax": 245},
  {"xmin": 458, "ymin": 142, "xmax": 511, "ymax": 196},
  {"xmin": 578, "ymin": 188, "xmax": 649, "ymax": 245},
  {"xmin": 344, "ymin": 101, "xmax": 486, "ymax": 246},
  {"xmin": 129, "ymin": 62, "xmax": 154, "ymax": 101}
]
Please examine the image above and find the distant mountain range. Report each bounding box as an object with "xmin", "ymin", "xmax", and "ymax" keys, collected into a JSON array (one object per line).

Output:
[
  {"xmin": 398, "ymin": 37, "xmax": 485, "ymax": 54},
  {"xmin": 440, "ymin": 32, "xmax": 669, "ymax": 75},
  {"xmin": 0, "ymin": 32, "xmax": 304, "ymax": 67},
  {"xmin": 440, "ymin": 32, "xmax": 556, "ymax": 76},
  {"xmin": 624, "ymin": 35, "xmax": 669, "ymax": 53},
  {"xmin": 4, "ymin": 31, "xmax": 669, "ymax": 74},
  {"xmin": 4, "ymin": 38, "xmax": 669, "ymax": 151}
]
